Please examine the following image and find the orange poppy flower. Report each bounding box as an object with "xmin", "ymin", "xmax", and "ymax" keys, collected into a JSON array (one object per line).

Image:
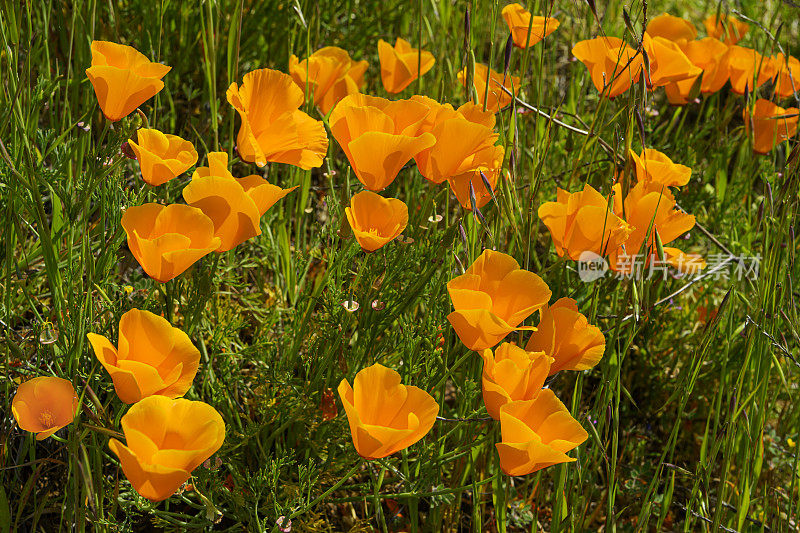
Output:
[
  {"xmin": 609, "ymin": 182, "xmax": 696, "ymax": 273},
  {"xmin": 480, "ymin": 343, "xmax": 552, "ymax": 420},
  {"xmin": 378, "ymin": 38, "xmax": 435, "ymax": 93},
  {"xmin": 773, "ymin": 53, "xmax": 800, "ymax": 99},
  {"xmin": 329, "ymin": 95, "xmax": 436, "ymax": 191},
  {"xmin": 87, "ymin": 309, "xmax": 200, "ymax": 404},
  {"xmin": 495, "ymin": 390, "xmax": 588, "ymax": 476},
  {"xmin": 538, "ymin": 183, "xmax": 633, "ymax": 261},
  {"xmin": 646, "ymin": 13, "xmax": 697, "ymax": 46},
  {"xmin": 289, "ymin": 47, "xmax": 368, "ymax": 114},
  {"xmin": 630, "ymin": 148, "xmax": 692, "ymax": 187},
  {"xmin": 457, "ymin": 63, "xmax": 520, "ymax": 112},
  {"xmin": 447, "ymin": 250, "xmax": 551, "ymax": 351},
  {"xmin": 524, "ymin": 298, "xmax": 605, "ymax": 375},
  {"xmin": 663, "ymin": 247, "xmax": 707, "ymax": 274},
  {"xmin": 744, "ymin": 99, "xmax": 799, "ymax": 154},
  {"xmin": 703, "ymin": 14, "xmax": 748, "ymax": 45},
  {"xmin": 664, "ymin": 38, "xmax": 729, "ymax": 104},
  {"xmin": 725, "ymin": 46, "xmax": 777, "ymax": 95},
  {"xmin": 128, "ymin": 129, "xmax": 198, "ymax": 186},
  {"xmin": 122, "ymin": 203, "xmax": 221, "ymax": 283},
  {"xmin": 573, "ymin": 37, "xmax": 643, "ymax": 98},
  {"xmin": 85, "ymin": 41, "xmax": 171, "ymax": 121},
  {"xmin": 642, "ymin": 33, "xmax": 702, "ymax": 89},
  {"xmin": 501, "ymin": 3, "xmax": 560, "ymax": 49},
  {"xmin": 11, "ymin": 377, "xmax": 80, "ymax": 440},
  {"xmin": 226, "ymin": 68, "xmax": 328, "ymax": 169},
  {"xmin": 337, "ymin": 363, "xmax": 439, "ymax": 459},
  {"xmin": 109, "ymin": 396, "xmax": 225, "ymax": 501},
  {"xmin": 447, "ymin": 156, "xmax": 505, "ymax": 211},
  {"xmin": 345, "ymin": 191, "xmax": 408, "ymax": 252}
]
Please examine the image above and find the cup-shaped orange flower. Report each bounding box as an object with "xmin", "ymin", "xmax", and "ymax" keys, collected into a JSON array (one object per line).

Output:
[
  {"xmin": 447, "ymin": 250, "xmax": 551, "ymax": 351},
  {"xmin": 128, "ymin": 129, "xmax": 198, "ymax": 186},
  {"xmin": 495, "ymin": 390, "xmax": 588, "ymax": 476},
  {"xmin": 725, "ymin": 46, "xmax": 776, "ymax": 95},
  {"xmin": 703, "ymin": 14, "xmax": 748, "ymax": 45},
  {"xmin": 226, "ymin": 68, "xmax": 328, "ymax": 169},
  {"xmin": 664, "ymin": 37, "xmax": 730, "ymax": 104},
  {"xmin": 289, "ymin": 47, "xmax": 368, "ymax": 114},
  {"xmin": 646, "ymin": 13, "xmax": 697, "ymax": 45},
  {"xmin": 630, "ymin": 148, "xmax": 692, "ymax": 187},
  {"xmin": 12, "ymin": 377, "xmax": 80, "ymax": 440},
  {"xmin": 85, "ymin": 41, "xmax": 171, "ymax": 122},
  {"xmin": 525, "ymin": 298, "xmax": 605, "ymax": 375},
  {"xmin": 773, "ymin": 53, "xmax": 800, "ymax": 99},
  {"xmin": 744, "ymin": 99, "xmax": 799, "ymax": 154},
  {"xmin": 345, "ymin": 191, "xmax": 408, "ymax": 252},
  {"xmin": 329, "ymin": 95, "xmax": 436, "ymax": 190},
  {"xmin": 501, "ymin": 3, "xmax": 560, "ymax": 49},
  {"xmin": 337, "ymin": 363, "xmax": 439, "ymax": 459},
  {"xmin": 122, "ymin": 204, "xmax": 221, "ymax": 283},
  {"xmin": 448, "ymin": 161, "xmax": 504, "ymax": 211},
  {"xmin": 663, "ymin": 247, "xmax": 707, "ymax": 275},
  {"xmin": 480, "ymin": 343, "xmax": 552, "ymax": 420},
  {"xmin": 538, "ymin": 183, "xmax": 633, "ymax": 261},
  {"xmin": 108, "ymin": 396, "xmax": 225, "ymax": 501},
  {"xmin": 378, "ymin": 38, "xmax": 435, "ymax": 93},
  {"xmin": 572, "ymin": 37, "xmax": 643, "ymax": 98},
  {"xmin": 87, "ymin": 309, "xmax": 200, "ymax": 404},
  {"xmin": 457, "ymin": 63, "xmax": 520, "ymax": 113},
  {"xmin": 642, "ymin": 33, "xmax": 702, "ymax": 89}
]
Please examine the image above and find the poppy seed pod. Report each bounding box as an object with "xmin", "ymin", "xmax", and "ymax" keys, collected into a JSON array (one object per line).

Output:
[
  {"xmin": 128, "ymin": 129, "xmax": 198, "ymax": 186},
  {"xmin": 12, "ymin": 377, "xmax": 80, "ymax": 440},
  {"xmin": 500, "ymin": 3, "xmax": 560, "ymax": 49},
  {"xmin": 378, "ymin": 38, "xmax": 436, "ymax": 93}
]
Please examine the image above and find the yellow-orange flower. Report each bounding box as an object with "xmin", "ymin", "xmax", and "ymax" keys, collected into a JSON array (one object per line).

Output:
[
  {"xmin": 629, "ymin": 148, "xmax": 692, "ymax": 187},
  {"xmin": 665, "ymin": 38, "xmax": 729, "ymax": 104},
  {"xmin": 663, "ymin": 247, "xmax": 707, "ymax": 274},
  {"xmin": 345, "ymin": 191, "xmax": 408, "ymax": 252},
  {"xmin": 725, "ymin": 46, "xmax": 776, "ymax": 95},
  {"xmin": 128, "ymin": 129, "xmax": 198, "ymax": 186},
  {"xmin": 495, "ymin": 390, "xmax": 588, "ymax": 476},
  {"xmin": 108, "ymin": 396, "xmax": 225, "ymax": 502},
  {"xmin": 226, "ymin": 68, "xmax": 328, "ymax": 169},
  {"xmin": 289, "ymin": 47, "xmax": 368, "ymax": 114},
  {"xmin": 773, "ymin": 53, "xmax": 800, "ymax": 99},
  {"xmin": 329, "ymin": 94, "xmax": 435, "ymax": 191},
  {"xmin": 501, "ymin": 3, "xmax": 560, "ymax": 49},
  {"xmin": 642, "ymin": 33, "xmax": 702, "ymax": 89},
  {"xmin": 337, "ymin": 363, "xmax": 439, "ymax": 459},
  {"xmin": 122, "ymin": 204, "xmax": 221, "ymax": 283},
  {"xmin": 480, "ymin": 343, "xmax": 552, "ymax": 420},
  {"xmin": 457, "ymin": 63, "xmax": 520, "ymax": 113},
  {"xmin": 86, "ymin": 41, "xmax": 171, "ymax": 121},
  {"xmin": 524, "ymin": 298, "xmax": 605, "ymax": 375},
  {"xmin": 447, "ymin": 250, "xmax": 551, "ymax": 351},
  {"xmin": 448, "ymin": 163, "xmax": 504, "ymax": 211},
  {"xmin": 646, "ymin": 14, "xmax": 697, "ymax": 46},
  {"xmin": 538, "ymin": 183, "xmax": 632, "ymax": 261},
  {"xmin": 703, "ymin": 14, "xmax": 748, "ymax": 45},
  {"xmin": 378, "ymin": 38, "xmax": 435, "ymax": 93},
  {"xmin": 11, "ymin": 377, "xmax": 80, "ymax": 440},
  {"xmin": 572, "ymin": 37, "xmax": 643, "ymax": 98},
  {"xmin": 744, "ymin": 99, "xmax": 799, "ymax": 154},
  {"xmin": 87, "ymin": 309, "xmax": 200, "ymax": 404}
]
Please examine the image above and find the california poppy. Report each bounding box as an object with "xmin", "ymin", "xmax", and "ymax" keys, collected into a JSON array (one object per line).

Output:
[
  {"xmin": 642, "ymin": 33, "xmax": 702, "ymax": 89},
  {"xmin": 495, "ymin": 390, "xmax": 588, "ymax": 476},
  {"xmin": 226, "ymin": 68, "xmax": 328, "ymax": 169},
  {"xmin": 772, "ymin": 53, "xmax": 800, "ymax": 99},
  {"xmin": 457, "ymin": 63, "xmax": 520, "ymax": 112},
  {"xmin": 345, "ymin": 191, "xmax": 408, "ymax": 252},
  {"xmin": 500, "ymin": 3, "xmax": 560, "ymax": 49},
  {"xmin": 629, "ymin": 148, "xmax": 692, "ymax": 187},
  {"xmin": 573, "ymin": 37, "xmax": 643, "ymax": 98},
  {"xmin": 664, "ymin": 38, "xmax": 729, "ymax": 104},
  {"xmin": 538, "ymin": 183, "xmax": 632, "ymax": 261},
  {"xmin": 378, "ymin": 38, "xmax": 435, "ymax": 93},
  {"xmin": 480, "ymin": 343, "xmax": 552, "ymax": 420},
  {"xmin": 663, "ymin": 247, "xmax": 707, "ymax": 274},
  {"xmin": 744, "ymin": 99, "xmax": 799, "ymax": 154},
  {"xmin": 447, "ymin": 250, "xmax": 551, "ymax": 351},
  {"xmin": 11, "ymin": 377, "xmax": 80, "ymax": 440},
  {"xmin": 109, "ymin": 396, "xmax": 225, "ymax": 501},
  {"xmin": 329, "ymin": 94, "xmax": 436, "ymax": 190},
  {"xmin": 725, "ymin": 46, "xmax": 776, "ymax": 95},
  {"xmin": 337, "ymin": 363, "xmax": 439, "ymax": 459},
  {"xmin": 289, "ymin": 47, "xmax": 368, "ymax": 114},
  {"xmin": 86, "ymin": 41, "xmax": 171, "ymax": 121},
  {"xmin": 87, "ymin": 309, "xmax": 200, "ymax": 404},
  {"xmin": 524, "ymin": 298, "xmax": 605, "ymax": 375},
  {"xmin": 122, "ymin": 203, "xmax": 221, "ymax": 282},
  {"xmin": 448, "ymin": 159, "xmax": 505, "ymax": 211},
  {"xmin": 703, "ymin": 14, "xmax": 748, "ymax": 45},
  {"xmin": 646, "ymin": 13, "xmax": 697, "ymax": 46},
  {"xmin": 128, "ymin": 129, "xmax": 198, "ymax": 186}
]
